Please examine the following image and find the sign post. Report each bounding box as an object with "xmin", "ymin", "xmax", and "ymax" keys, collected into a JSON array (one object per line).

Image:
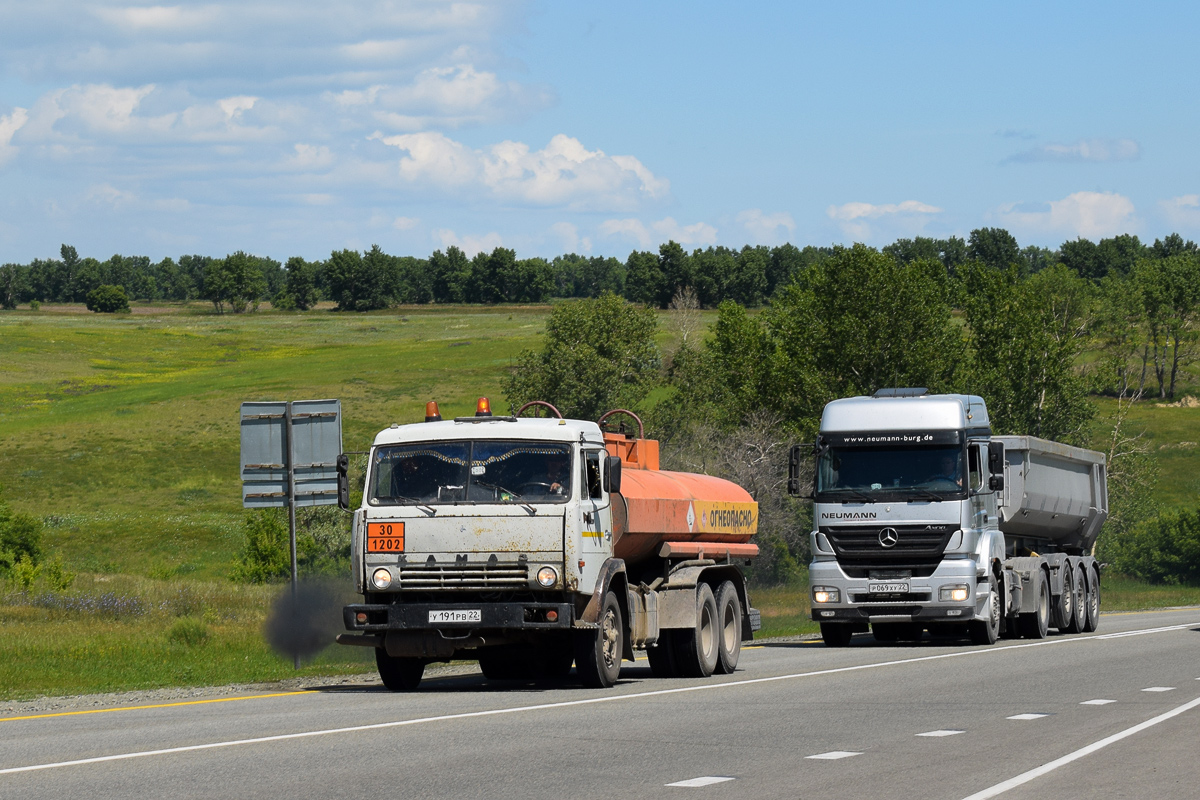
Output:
[{"xmin": 240, "ymin": 399, "xmax": 343, "ymax": 668}]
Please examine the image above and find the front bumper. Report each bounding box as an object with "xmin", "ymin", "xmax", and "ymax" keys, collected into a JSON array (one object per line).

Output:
[
  {"xmin": 344, "ymin": 601, "xmax": 575, "ymax": 633},
  {"xmin": 809, "ymin": 558, "xmax": 982, "ymax": 623}
]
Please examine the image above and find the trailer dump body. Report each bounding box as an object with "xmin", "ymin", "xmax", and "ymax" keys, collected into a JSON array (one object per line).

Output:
[{"xmin": 995, "ymin": 435, "xmax": 1108, "ymax": 553}]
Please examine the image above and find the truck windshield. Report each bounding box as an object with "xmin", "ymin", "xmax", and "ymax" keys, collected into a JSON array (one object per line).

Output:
[
  {"xmin": 369, "ymin": 441, "xmax": 572, "ymax": 505},
  {"xmin": 816, "ymin": 444, "xmax": 965, "ymax": 501}
]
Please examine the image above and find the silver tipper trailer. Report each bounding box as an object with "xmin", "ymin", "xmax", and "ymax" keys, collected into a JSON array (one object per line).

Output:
[{"xmin": 790, "ymin": 389, "xmax": 1108, "ymax": 647}]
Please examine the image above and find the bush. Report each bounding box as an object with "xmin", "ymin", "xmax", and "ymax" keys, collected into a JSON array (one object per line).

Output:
[
  {"xmin": 231, "ymin": 507, "xmax": 350, "ymax": 583},
  {"xmin": 1107, "ymin": 507, "xmax": 1200, "ymax": 585},
  {"xmin": 85, "ymin": 284, "xmax": 130, "ymax": 313}
]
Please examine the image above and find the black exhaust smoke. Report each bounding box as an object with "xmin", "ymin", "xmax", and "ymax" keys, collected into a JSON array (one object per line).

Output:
[{"xmin": 264, "ymin": 579, "xmax": 352, "ymax": 662}]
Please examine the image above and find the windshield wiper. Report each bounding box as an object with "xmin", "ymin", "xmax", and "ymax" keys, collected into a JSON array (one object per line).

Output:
[
  {"xmin": 833, "ymin": 488, "xmax": 873, "ymax": 503},
  {"xmin": 387, "ymin": 494, "xmax": 436, "ymax": 515},
  {"xmin": 475, "ymin": 481, "xmax": 537, "ymax": 515},
  {"xmin": 907, "ymin": 488, "xmax": 944, "ymax": 502}
]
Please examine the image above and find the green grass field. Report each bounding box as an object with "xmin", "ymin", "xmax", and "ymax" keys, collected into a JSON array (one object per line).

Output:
[{"xmin": 1, "ymin": 302, "xmax": 1198, "ymax": 699}]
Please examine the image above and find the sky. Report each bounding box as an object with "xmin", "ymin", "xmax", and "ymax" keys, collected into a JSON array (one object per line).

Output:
[{"xmin": 1, "ymin": 1, "xmax": 1199, "ymax": 263}]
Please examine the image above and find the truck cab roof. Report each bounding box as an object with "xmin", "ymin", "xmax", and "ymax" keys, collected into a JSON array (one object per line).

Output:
[
  {"xmin": 821, "ymin": 392, "xmax": 991, "ymax": 435},
  {"xmin": 372, "ymin": 416, "xmax": 606, "ymax": 448}
]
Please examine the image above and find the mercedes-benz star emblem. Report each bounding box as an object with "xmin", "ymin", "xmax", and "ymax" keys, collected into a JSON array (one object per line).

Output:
[{"xmin": 878, "ymin": 527, "xmax": 899, "ymax": 548}]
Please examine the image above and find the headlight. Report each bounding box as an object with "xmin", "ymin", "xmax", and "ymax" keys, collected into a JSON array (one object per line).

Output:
[
  {"xmin": 939, "ymin": 585, "xmax": 970, "ymax": 602},
  {"xmin": 812, "ymin": 586, "xmax": 840, "ymax": 604},
  {"xmin": 536, "ymin": 566, "xmax": 558, "ymax": 588},
  {"xmin": 372, "ymin": 568, "xmax": 393, "ymax": 589}
]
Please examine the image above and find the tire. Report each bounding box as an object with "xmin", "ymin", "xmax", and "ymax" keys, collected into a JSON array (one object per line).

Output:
[
  {"xmin": 647, "ymin": 631, "xmax": 680, "ymax": 678},
  {"xmin": 1018, "ymin": 573, "xmax": 1050, "ymax": 639},
  {"xmin": 1054, "ymin": 562, "xmax": 1075, "ymax": 632},
  {"xmin": 1083, "ymin": 566, "xmax": 1101, "ymax": 632},
  {"xmin": 574, "ymin": 590, "xmax": 624, "ymax": 688},
  {"xmin": 375, "ymin": 649, "xmax": 424, "ymax": 691},
  {"xmin": 1066, "ymin": 563, "xmax": 1087, "ymax": 633},
  {"xmin": 540, "ymin": 643, "xmax": 575, "ymax": 679},
  {"xmin": 673, "ymin": 583, "xmax": 720, "ymax": 678},
  {"xmin": 714, "ymin": 581, "xmax": 743, "ymax": 674},
  {"xmin": 820, "ymin": 623, "xmax": 853, "ymax": 647},
  {"xmin": 478, "ymin": 648, "xmax": 525, "ymax": 681},
  {"xmin": 970, "ymin": 579, "xmax": 1000, "ymax": 645}
]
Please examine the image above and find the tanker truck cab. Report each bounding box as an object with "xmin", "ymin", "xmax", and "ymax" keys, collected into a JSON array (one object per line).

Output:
[
  {"xmin": 795, "ymin": 388, "xmax": 1106, "ymax": 647},
  {"xmin": 340, "ymin": 400, "xmax": 761, "ymax": 691}
]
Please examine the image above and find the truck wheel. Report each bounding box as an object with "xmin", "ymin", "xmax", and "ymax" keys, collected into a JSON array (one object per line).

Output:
[
  {"xmin": 1066, "ymin": 563, "xmax": 1087, "ymax": 633},
  {"xmin": 1083, "ymin": 567, "xmax": 1101, "ymax": 632},
  {"xmin": 820, "ymin": 623, "xmax": 853, "ymax": 647},
  {"xmin": 375, "ymin": 649, "xmax": 424, "ymax": 691},
  {"xmin": 673, "ymin": 583, "xmax": 720, "ymax": 677},
  {"xmin": 647, "ymin": 631, "xmax": 680, "ymax": 678},
  {"xmin": 970, "ymin": 579, "xmax": 1000, "ymax": 645},
  {"xmin": 1054, "ymin": 563, "xmax": 1075, "ymax": 632},
  {"xmin": 714, "ymin": 581, "xmax": 743, "ymax": 674},
  {"xmin": 1019, "ymin": 574, "xmax": 1050, "ymax": 639},
  {"xmin": 575, "ymin": 590, "xmax": 623, "ymax": 688}
]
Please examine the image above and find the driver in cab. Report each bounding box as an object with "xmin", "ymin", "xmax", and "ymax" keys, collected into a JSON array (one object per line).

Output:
[{"xmin": 929, "ymin": 453, "xmax": 963, "ymax": 489}]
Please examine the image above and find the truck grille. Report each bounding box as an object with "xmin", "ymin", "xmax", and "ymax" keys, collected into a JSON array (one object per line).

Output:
[
  {"xmin": 823, "ymin": 525, "xmax": 956, "ymax": 578},
  {"xmin": 398, "ymin": 560, "xmax": 529, "ymax": 590}
]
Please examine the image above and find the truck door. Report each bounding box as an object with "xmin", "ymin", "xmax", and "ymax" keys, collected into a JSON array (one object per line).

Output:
[
  {"xmin": 968, "ymin": 443, "xmax": 998, "ymax": 529},
  {"xmin": 578, "ymin": 448, "xmax": 612, "ymax": 592}
]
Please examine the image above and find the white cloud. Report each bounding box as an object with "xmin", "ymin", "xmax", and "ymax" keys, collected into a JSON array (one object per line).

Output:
[
  {"xmin": 652, "ymin": 217, "xmax": 717, "ymax": 246},
  {"xmin": 600, "ymin": 217, "xmax": 717, "ymax": 248},
  {"xmin": 1007, "ymin": 138, "xmax": 1140, "ymax": 164},
  {"xmin": 737, "ymin": 208, "xmax": 795, "ymax": 243},
  {"xmin": 375, "ymin": 132, "xmax": 668, "ymax": 210},
  {"xmin": 600, "ymin": 219, "xmax": 652, "ymax": 249},
  {"xmin": 284, "ymin": 143, "xmax": 334, "ymax": 170},
  {"xmin": 0, "ymin": 106, "xmax": 28, "ymax": 165},
  {"xmin": 392, "ymin": 216, "xmax": 419, "ymax": 231},
  {"xmin": 551, "ymin": 221, "xmax": 591, "ymax": 253},
  {"xmin": 92, "ymin": 5, "xmax": 224, "ymax": 32},
  {"xmin": 433, "ymin": 228, "xmax": 503, "ymax": 258},
  {"xmin": 85, "ymin": 183, "xmax": 136, "ymax": 208},
  {"xmin": 1160, "ymin": 195, "xmax": 1200, "ymax": 230},
  {"xmin": 995, "ymin": 191, "xmax": 1136, "ymax": 240},
  {"xmin": 826, "ymin": 200, "xmax": 941, "ymax": 240}
]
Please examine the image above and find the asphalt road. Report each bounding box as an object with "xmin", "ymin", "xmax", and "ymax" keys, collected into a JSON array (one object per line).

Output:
[{"xmin": 3, "ymin": 608, "xmax": 1199, "ymax": 800}]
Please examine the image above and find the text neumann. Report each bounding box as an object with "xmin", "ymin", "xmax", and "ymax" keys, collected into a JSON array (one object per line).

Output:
[{"xmin": 821, "ymin": 512, "xmax": 878, "ymax": 520}]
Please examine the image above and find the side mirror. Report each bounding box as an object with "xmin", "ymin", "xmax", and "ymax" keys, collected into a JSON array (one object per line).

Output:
[
  {"xmin": 989, "ymin": 474, "xmax": 1004, "ymax": 491},
  {"xmin": 787, "ymin": 444, "xmax": 804, "ymax": 496},
  {"xmin": 605, "ymin": 455, "xmax": 622, "ymax": 495},
  {"xmin": 336, "ymin": 453, "xmax": 350, "ymax": 510},
  {"xmin": 988, "ymin": 441, "xmax": 1005, "ymax": 475}
]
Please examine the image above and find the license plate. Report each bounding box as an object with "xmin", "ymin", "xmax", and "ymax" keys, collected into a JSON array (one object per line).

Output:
[
  {"xmin": 428, "ymin": 609, "xmax": 481, "ymax": 624},
  {"xmin": 869, "ymin": 582, "xmax": 910, "ymax": 594}
]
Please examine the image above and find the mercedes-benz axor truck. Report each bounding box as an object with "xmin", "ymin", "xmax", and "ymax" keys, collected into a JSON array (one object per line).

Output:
[
  {"xmin": 338, "ymin": 399, "xmax": 761, "ymax": 689},
  {"xmin": 788, "ymin": 389, "xmax": 1107, "ymax": 646}
]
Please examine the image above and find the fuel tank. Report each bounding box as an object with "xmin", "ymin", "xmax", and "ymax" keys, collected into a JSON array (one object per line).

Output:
[{"xmin": 604, "ymin": 433, "xmax": 759, "ymax": 564}]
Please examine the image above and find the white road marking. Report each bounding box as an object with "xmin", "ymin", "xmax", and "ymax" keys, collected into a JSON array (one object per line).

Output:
[
  {"xmin": 917, "ymin": 729, "xmax": 964, "ymax": 737},
  {"xmin": 1142, "ymin": 686, "xmax": 1175, "ymax": 692},
  {"xmin": 3, "ymin": 619, "xmax": 1197, "ymax": 777},
  {"xmin": 1006, "ymin": 713, "xmax": 1049, "ymax": 720},
  {"xmin": 960, "ymin": 694, "xmax": 1200, "ymax": 800},
  {"xmin": 1097, "ymin": 624, "xmax": 1192, "ymax": 639},
  {"xmin": 1080, "ymin": 699, "xmax": 1116, "ymax": 705},
  {"xmin": 666, "ymin": 776, "xmax": 734, "ymax": 787},
  {"xmin": 806, "ymin": 751, "xmax": 862, "ymax": 760}
]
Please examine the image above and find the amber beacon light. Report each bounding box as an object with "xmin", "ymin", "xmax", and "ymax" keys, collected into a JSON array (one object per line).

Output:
[
  {"xmin": 475, "ymin": 397, "xmax": 492, "ymax": 417},
  {"xmin": 425, "ymin": 401, "xmax": 442, "ymax": 423}
]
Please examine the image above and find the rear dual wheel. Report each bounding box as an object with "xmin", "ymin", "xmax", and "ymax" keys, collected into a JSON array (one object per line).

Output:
[{"xmin": 1083, "ymin": 567, "xmax": 1101, "ymax": 632}]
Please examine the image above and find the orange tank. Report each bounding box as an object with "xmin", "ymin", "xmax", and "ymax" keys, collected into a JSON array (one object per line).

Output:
[{"xmin": 604, "ymin": 432, "xmax": 759, "ymax": 564}]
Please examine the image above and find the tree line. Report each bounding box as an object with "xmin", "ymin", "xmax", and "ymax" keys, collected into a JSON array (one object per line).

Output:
[{"xmin": 3, "ymin": 228, "xmax": 1195, "ymax": 321}]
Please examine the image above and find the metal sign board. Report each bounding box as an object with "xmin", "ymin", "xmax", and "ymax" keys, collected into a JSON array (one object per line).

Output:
[{"xmin": 240, "ymin": 399, "xmax": 342, "ymax": 508}]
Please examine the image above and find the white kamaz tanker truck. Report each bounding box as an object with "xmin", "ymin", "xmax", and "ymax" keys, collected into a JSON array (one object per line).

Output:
[
  {"xmin": 337, "ymin": 400, "xmax": 761, "ymax": 689},
  {"xmin": 788, "ymin": 389, "xmax": 1108, "ymax": 646}
]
